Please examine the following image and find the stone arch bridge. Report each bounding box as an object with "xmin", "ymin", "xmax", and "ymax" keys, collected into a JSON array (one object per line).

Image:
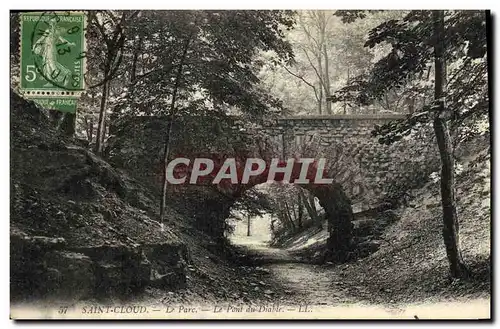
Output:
[{"xmin": 108, "ymin": 114, "xmax": 438, "ymax": 262}]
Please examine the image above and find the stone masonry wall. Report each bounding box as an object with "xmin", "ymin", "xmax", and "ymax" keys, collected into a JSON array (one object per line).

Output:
[
  {"xmin": 263, "ymin": 114, "xmax": 440, "ymax": 208},
  {"xmin": 108, "ymin": 114, "xmax": 441, "ymax": 211}
]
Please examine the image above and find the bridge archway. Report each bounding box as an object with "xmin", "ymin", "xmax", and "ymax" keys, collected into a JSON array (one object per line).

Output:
[{"xmin": 173, "ymin": 157, "xmax": 356, "ymax": 263}]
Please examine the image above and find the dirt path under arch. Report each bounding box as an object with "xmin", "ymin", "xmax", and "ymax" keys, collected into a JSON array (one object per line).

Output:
[{"xmin": 232, "ymin": 238, "xmax": 358, "ymax": 306}]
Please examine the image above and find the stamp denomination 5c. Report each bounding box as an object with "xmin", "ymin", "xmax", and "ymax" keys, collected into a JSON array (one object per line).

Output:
[{"xmin": 20, "ymin": 11, "xmax": 86, "ymax": 103}]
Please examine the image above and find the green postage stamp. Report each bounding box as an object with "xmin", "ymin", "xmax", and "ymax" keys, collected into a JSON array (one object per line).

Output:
[{"xmin": 19, "ymin": 11, "xmax": 86, "ymax": 113}]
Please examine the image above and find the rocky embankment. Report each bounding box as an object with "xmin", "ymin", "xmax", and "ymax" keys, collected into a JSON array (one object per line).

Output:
[
  {"xmin": 10, "ymin": 92, "xmax": 193, "ymax": 301},
  {"xmin": 10, "ymin": 92, "xmax": 287, "ymax": 304}
]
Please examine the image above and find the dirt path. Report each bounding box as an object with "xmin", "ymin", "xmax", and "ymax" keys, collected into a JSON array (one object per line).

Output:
[
  {"xmin": 230, "ymin": 236, "xmax": 491, "ymax": 317},
  {"xmin": 232, "ymin": 238, "xmax": 351, "ymax": 306},
  {"xmin": 269, "ymin": 263, "xmax": 348, "ymax": 306}
]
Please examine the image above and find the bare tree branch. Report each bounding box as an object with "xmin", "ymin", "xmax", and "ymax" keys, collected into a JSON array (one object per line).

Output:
[{"xmin": 281, "ymin": 64, "xmax": 320, "ymax": 103}]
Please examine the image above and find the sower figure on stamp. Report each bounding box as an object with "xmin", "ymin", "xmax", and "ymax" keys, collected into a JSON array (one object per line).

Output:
[{"xmin": 32, "ymin": 19, "xmax": 75, "ymax": 88}]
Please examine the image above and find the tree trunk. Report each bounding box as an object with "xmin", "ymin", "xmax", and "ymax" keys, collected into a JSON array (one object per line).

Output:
[
  {"xmin": 129, "ymin": 36, "xmax": 143, "ymax": 99},
  {"xmin": 318, "ymin": 85, "xmax": 323, "ymax": 114},
  {"xmin": 281, "ymin": 131, "xmax": 289, "ymax": 159},
  {"xmin": 60, "ymin": 112, "xmax": 76, "ymax": 137},
  {"xmin": 95, "ymin": 79, "xmax": 109, "ymax": 155},
  {"xmin": 159, "ymin": 36, "xmax": 192, "ymax": 226},
  {"xmin": 86, "ymin": 115, "xmax": 94, "ymax": 144},
  {"xmin": 344, "ymin": 67, "xmax": 350, "ymax": 114},
  {"xmin": 297, "ymin": 192, "xmax": 303, "ymax": 229},
  {"xmin": 312, "ymin": 184, "xmax": 353, "ymax": 263},
  {"xmin": 300, "ymin": 189, "xmax": 321, "ymax": 228},
  {"xmin": 322, "ymin": 43, "xmax": 332, "ymax": 114},
  {"xmin": 130, "ymin": 37, "xmax": 142, "ymax": 84},
  {"xmin": 247, "ymin": 215, "xmax": 252, "ymax": 237},
  {"xmin": 278, "ymin": 209, "xmax": 290, "ymax": 230},
  {"xmin": 432, "ymin": 10, "xmax": 468, "ymax": 279},
  {"xmin": 270, "ymin": 219, "xmax": 276, "ymax": 232},
  {"xmin": 283, "ymin": 200, "xmax": 296, "ymax": 232},
  {"xmin": 159, "ymin": 119, "xmax": 174, "ymax": 225},
  {"xmin": 290, "ymin": 199, "xmax": 298, "ymax": 224},
  {"xmin": 316, "ymin": 53, "xmax": 325, "ymax": 114},
  {"xmin": 317, "ymin": 12, "xmax": 332, "ymax": 115}
]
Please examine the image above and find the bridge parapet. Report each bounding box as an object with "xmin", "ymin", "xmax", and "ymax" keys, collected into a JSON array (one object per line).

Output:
[{"xmin": 263, "ymin": 114, "xmax": 407, "ymax": 147}]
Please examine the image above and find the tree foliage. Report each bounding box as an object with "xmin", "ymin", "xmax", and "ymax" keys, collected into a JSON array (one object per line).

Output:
[
  {"xmin": 332, "ymin": 10, "xmax": 489, "ymax": 145},
  {"xmin": 110, "ymin": 10, "xmax": 295, "ymax": 120}
]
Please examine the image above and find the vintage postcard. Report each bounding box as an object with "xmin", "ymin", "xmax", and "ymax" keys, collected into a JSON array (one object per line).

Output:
[{"xmin": 10, "ymin": 9, "xmax": 491, "ymax": 320}]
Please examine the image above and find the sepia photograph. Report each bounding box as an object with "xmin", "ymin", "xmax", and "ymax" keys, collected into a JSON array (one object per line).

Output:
[{"xmin": 9, "ymin": 8, "xmax": 491, "ymax": 320}]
